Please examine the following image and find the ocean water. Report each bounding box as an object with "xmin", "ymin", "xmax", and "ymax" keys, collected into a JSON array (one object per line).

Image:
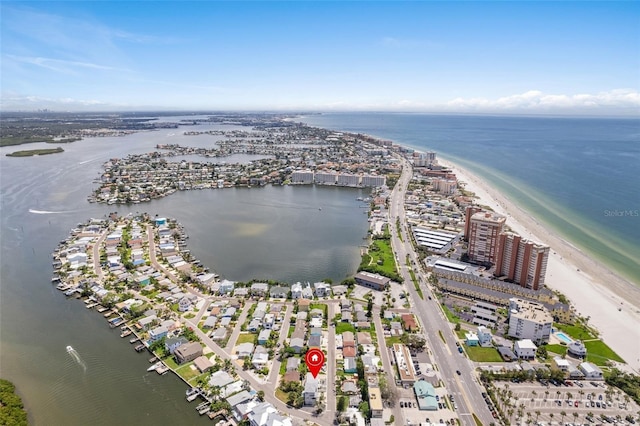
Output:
[{"xmin": 300, "ymin": 113, "xmax": 640, "ymax": 285}]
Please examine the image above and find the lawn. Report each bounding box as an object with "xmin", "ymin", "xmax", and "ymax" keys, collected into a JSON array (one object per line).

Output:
[
  {"xmin": 367, "ymin": 239, "xmax": 398, "ymax": 276},
  {"xmin": 236, "ymin": 333, "xmax": 257, "ymax": 345},
  {"xmin": 465, "ymin": 346, "xmax": 503, "ymax": 362},
  {"xmin": 385, "ymin": 336, "xmax": 403, "ymax": 346},
  {"xmin": 409, "ymin": 269, "xmax": 423, "ymax": 299},
  {"xmin": 546, "ymin": 344, "xmax": 568, "ymax": 355},
  {"xmin": 554, "ymin": 322, "xmax": 595, "ymax": 340},
  {"xmin": 175, "ymin": 362, "xmax": 200, "ymax": 381},
  {"xmin": 585, "ymin": 340, "xmax": 624, "ymax": 365},
  {"xmin": 275, "ymin": 388, "xmax": 288, "ymax": 403},
  {"xmin": 442, "ymin": 305, "xmax": 461, "ymax": 324},
  {"xmin": 335, "ymin": 322, "xmax": 356, "ymax": 335}
]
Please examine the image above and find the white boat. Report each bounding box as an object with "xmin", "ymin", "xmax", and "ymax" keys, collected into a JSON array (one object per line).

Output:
[
  {"xmin": 147, "ymin": 361, "xmax": 162, "ymax": 372},
  {"xmin": 66, "ymin": 345, "xmax": 73, "ymax": 352}
]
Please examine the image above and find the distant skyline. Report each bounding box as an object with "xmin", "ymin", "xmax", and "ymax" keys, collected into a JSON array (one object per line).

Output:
[{"xmin": 1, "ymin": 1, "xmax": 639, "ymax": 115}]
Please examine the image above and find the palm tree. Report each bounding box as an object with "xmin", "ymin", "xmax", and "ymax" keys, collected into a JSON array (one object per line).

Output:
[
  {"xmin": 573, "ymin": 412, "xmax": 579, "ymax": 422},
  {"xmin": 579, "ymin": 389, "xmax": 585, "ymax": 399},
  {"xmin": 535, "ymin": 410, "xmax": 541, "ymax": 422},
  {"xmin": 545, "ymin": 390, "xmax": 550, "ymax": 401},
  {"xmin": 567, "ymin": 391, "xmax": 573, "ymax": 400},
  {"xmin": 560, "ymin": 410, "xmax": 567, "ymax": 424},
  {"xmin": 556, "ymin": 390, "xmax": 561, "ymax": 400},
  {"xmin": 549, "ymin": 413, "xmax": 554, "ymax": 423}
]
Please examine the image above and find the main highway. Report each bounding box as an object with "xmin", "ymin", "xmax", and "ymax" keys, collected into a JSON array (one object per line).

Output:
[{"xmin": 389, "ymin": 156, "xmax": 496, "ymax": 426}]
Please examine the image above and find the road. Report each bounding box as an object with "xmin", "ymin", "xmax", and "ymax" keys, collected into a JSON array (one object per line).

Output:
[
  {"xmin": 388, "ymin": 156, "xmax": 495, "ymax": 426},
  {"xmin": 91, "ymin": 228, "xmax": 108, "ymax": 280},
  {"xmin": 373, "ymin": 305, "xmax": 405, "ymax": 425}
]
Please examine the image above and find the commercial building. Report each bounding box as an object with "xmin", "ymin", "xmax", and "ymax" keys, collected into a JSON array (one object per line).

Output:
[
  {"xmin": 368, "ymin": 388, "xmax": 383, "ymax": 418},
  {"xmin": 495, "ymin": 232, "xmax": 550, "ymax": 290},
  {"xmin": 412, "ymin": 227, "xmax": 459, "ymax": 254},
  {"xmin": 392, "ymin": 344, "xmax": 416, "ymax": 386},
  {"xmin": 467, "ymin": 211, "xmax": 506, "ymax": 265},
  {"xmin": 413, "ymin": 380, "xmax": 438, "ymax": 410},
  {"xmin": 507, "ymin": 298, "xmax": 553, "ymax": 344},
  {"xmin": 354, "ymin": 271, "xmax": 390, "ymax": 291}
]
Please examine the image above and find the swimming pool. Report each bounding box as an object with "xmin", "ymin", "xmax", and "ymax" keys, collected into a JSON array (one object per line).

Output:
[{"xmin": 555, "ymin": 332, "xmax": 573, "ymax": 344}]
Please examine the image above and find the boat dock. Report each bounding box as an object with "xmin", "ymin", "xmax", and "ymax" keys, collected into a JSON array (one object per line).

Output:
[
  {"xmin": 134, "ymin": 344, "xmax": 146, "ymax": 352},
  {"xmin": 156, "ymin": 365, "xmax": 170, "ymax": 375},
  {"xmin": 109, "ymin": 317, "xmax": 124, "ymax": 328}
]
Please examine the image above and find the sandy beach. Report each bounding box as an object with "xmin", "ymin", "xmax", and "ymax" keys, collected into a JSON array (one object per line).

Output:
[{"xmin": 438, "ymin": 158, "xmax": 640, "ymax": 372}]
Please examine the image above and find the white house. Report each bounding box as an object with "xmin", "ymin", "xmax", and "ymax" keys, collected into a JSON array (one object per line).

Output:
[
  {"xmin": 477, "ymin": 326, "xmax": 493, "ymax": 347},
  {"xmin": 313, "ymin": 282, "xmax": 331, "ymax": 298},
  {"xmin": 514, "ymin": 339, "xmax": 537, "ymax": 360},
  {"xmin": 291, "ymin": 282, "xmax": 303, "ymax": 299},
  {"xmin": 303, "ymin": 372, "xmax": 318, "ymax": 406},
  {"xmin": 252, "ymin": 346, "xmax": 269, "ymax": 369},
  {"xmin": 579, "ymin": 362, "xmax": 604, "ymax": 380}
]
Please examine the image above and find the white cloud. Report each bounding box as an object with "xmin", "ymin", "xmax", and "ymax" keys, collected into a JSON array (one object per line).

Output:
[
  {"xmin": 6, "ymin": 55, "xmax": 131, "ymax": 75},
  {"xmin": 444, "ymin": 89, "xmax": 640, "ymax": 113}
]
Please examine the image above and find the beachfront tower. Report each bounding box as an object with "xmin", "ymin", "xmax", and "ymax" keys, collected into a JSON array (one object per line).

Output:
[
  {"xmin": 467, "ymin": 211, "xmax": 506, "ymax": 266},
  {"xmin": 463, "ymin": 206, "xmax": 483, "ymax": 241},
  {"xmin": 495, "ymin": 232, "xmax": 550, "ymax": 290}
]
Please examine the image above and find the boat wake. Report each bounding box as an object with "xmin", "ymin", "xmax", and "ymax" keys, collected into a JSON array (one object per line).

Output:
[
  {"xmin": 66, "ymin": 345, "xmax": 87, "ymax": 372},
  {"xmin": 29, "ymin": 209, "xmax": 73, "ymax": 215}
]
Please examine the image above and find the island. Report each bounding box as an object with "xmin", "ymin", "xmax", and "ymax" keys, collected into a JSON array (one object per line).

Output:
[{"xmin": 6, "ymin": 147, "xmax": 64, "ymax": 157}]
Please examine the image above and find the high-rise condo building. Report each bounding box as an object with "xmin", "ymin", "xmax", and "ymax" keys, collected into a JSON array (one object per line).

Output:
[
  {"xmin": 463, "ymin": 206, "xmax": 483, "ymax": 241},
  {"xmin": 495, "ymin": 232, "xmax": 550, "ymax": 290},
  {"xmin": 467, "ymin": 211, "xmax": 506, "ymax": 265}
]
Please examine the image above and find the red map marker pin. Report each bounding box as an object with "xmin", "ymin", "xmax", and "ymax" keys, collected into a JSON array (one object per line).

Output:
[{"xmin": 305, "ymin": 348, "xmax": 325, "ymax": 378}]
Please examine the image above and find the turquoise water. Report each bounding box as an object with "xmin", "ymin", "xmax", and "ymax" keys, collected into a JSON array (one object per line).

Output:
[{"xmin": 300, "ymin": 113, "xmax": 640, "ymax": 285}]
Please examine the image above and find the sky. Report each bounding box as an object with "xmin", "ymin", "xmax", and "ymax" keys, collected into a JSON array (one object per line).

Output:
[{"xmin": 1, "ymin": 1, "xmax": 639, "ymax": 115}]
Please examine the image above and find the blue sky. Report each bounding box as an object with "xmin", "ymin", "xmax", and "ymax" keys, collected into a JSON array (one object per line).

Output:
[{"xmin": 1, "ymin": 1, "xmax": 639, "ymax": 114}]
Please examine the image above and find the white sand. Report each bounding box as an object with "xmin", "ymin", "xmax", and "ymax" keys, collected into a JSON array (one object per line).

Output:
[{"xmin": 438, "ymin": 158, "xmax": 640, "ymax": 372}]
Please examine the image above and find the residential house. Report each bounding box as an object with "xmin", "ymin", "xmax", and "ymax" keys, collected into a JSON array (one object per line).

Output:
[
  {"xmin": 252, "ymin": 346, "xmax": 269, "ymax": 369},
  {"xmin": 138, "ymin": 314, "xmax": 158, "ymax": 330},
  {"xmin": 219, "ymin": 279, "xmax": 235, "ymax": 295},
  {"xmin": 357, "ymin": 332, "xmax": 372, "ymax": 345},
  {"xmin": 303, "ymin": 373, "xmax": 318, "ymax": 406},
  {"xmin": 477, "ymin": 326, "xmax": 493, "ymax": 347},
  {"xmin": 258, "ymin": 329, "xmax": 271, "ymax": 345},
  {"xmin": 208, "ymin": 370, "xmax": 234, "ymax": 389},
  {"xmin": 344, "ymin": 357, "xmax": 357, "ymax": 373},
  {"xmin": 236, "ymin": 342, "xmax": 255, "ymax": 358},
  {"xmin": 165, "ymin": 336, "xmax": 188, "ymax": 355},
  {"xmin": 248, "ymin": 319, "xmax": 262, "ymax": 332},
  {"xmin": 286, "ymin": 357, "xmax": 300, "ymax": 372},
  {"xmin": 175, "ymin": 342, "xmax": 203, "ymax": 364},
  {"xmin": 313, "ymin": 282, "xmax": 330, "ymax": 298},
  {"xmin": 291, "ymin": 282, "xmax": 303, "ymax": 299},
  {"xmin": 250, "ymin": 282, "xmax": 269, "ymax": 297},
  {"xmin": 194, "ymin": 355, "xmax": 214, "ymax": 373},
  {"xmin": 203, "ymin": 316, "xmax": 218, "ymax": 329},
  {"xmin": 211, "ymin": 327, "xmax": 227, "ymax": 341},
  {"xmin": 269, "ymin": 286, "xmax": 289, "ymax": 299},
  {"xmin": 178, "ymin": 296, "xmax": 192, "ymax": 312},
  {"xmin": 465, "ymin": 332, "xmax": 479, "ymax": 346},
  {"xmin": 514, "ymin": 339, "xmax": 537, "ymax": 360},
  {"xmin": 234, "ymin": 287, "xmax": 249, "ymax": 297},
  {"xmin": 148, "ymin": 325, "xmax": 169, "ymax": 342},
  {"xmin": 262, "ymin": 313, "xmax": 275, "ymax": 329},
  {"xmin": 308, "ymin": 335, "xmax": 322, "ymax": 348}
]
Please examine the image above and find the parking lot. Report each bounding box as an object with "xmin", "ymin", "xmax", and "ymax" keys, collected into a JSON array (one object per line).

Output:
[
  {"xmin": 397, "ymin": 385, "xmax": 460, "ymax": 426},
  {"xmin": 492, "ymin": 381, "xmax": 639, "ymax": 424}
]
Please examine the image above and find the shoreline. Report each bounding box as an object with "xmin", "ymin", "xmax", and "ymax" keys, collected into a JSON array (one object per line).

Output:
[{"xmin": 437, "ymin": 157, "xmax": 640, "ymax": 372}]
